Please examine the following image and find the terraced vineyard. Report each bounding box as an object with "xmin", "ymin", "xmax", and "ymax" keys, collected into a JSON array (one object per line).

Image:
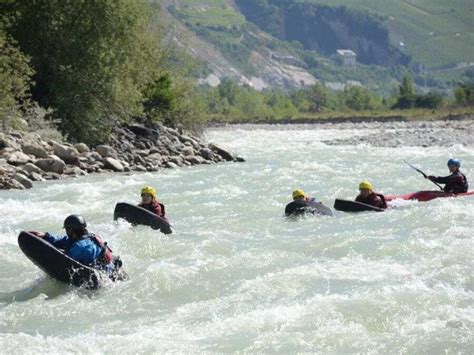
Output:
[{"xmin": 304, "ymin": 0, "xmax": 474, "ymax": 68}]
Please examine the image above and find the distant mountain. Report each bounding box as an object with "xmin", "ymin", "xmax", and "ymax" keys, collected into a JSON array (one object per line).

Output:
[{"xmin": 161, "ymin": 0, "xmax": 474, "ymax": 92}]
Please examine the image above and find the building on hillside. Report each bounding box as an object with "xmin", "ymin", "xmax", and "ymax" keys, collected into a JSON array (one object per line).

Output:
[{"xmin": 336, "ymin": 49, "xmax": 357, "ymax": 66}]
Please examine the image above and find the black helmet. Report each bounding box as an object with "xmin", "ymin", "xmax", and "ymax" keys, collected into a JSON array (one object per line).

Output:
[{"xmin": 63, "ymin": 214, "xmax": 87, "ymax": 230}]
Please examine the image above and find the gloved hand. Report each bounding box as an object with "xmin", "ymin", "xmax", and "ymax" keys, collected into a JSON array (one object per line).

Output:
[
  {"xmin": 29, "ymin": 231, "xmax": 45, "ymax": 238},
  {"xmin": 427, "ymin": 175, "xmax": 436, "ymax": 182}
]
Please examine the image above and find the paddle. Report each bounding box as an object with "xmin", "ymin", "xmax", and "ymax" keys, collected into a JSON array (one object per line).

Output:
[{"xmin": 404, "ymin": 160, "xmax": 443, "ymax": 190}]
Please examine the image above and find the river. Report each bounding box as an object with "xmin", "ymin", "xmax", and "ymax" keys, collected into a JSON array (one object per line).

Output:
[{"xmin": 1, "ymin": 125, "xmax": 473, "ymax": 353}]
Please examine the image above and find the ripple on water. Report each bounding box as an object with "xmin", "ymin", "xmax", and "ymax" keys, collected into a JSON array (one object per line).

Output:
[{"xmin": 0, "ymin": 126, "xmax": 473, "ymax": 352}]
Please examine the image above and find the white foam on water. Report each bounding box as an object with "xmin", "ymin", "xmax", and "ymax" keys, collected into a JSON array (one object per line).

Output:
[{"xmin": 0, "ymin": 126, "xmax": 473, "ymax": 352}]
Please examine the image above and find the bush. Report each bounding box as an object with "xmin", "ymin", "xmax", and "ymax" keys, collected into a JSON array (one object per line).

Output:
[
  {"xmin": 414, "ymin": 92, "xmax": 444, "ymax": 109},
  {"xmin": 0, "ymin": 30, "xmax": 33, "ymax": 130}
]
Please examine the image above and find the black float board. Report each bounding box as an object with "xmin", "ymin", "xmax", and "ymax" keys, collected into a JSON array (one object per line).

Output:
[
  {"xmin": 113, "ymin": 202, "xmax": 172, "ymax": 234},
  {"xmin": 333, "ymin": 198, "xmax": 385, "ymax": 212},
  {"xmin": 302, "ymin": 201, "xmax": 335, "ymax": 217},
  {"xmin": 18, "ymin": 231, "xmax": 100, "ymax": 288}
]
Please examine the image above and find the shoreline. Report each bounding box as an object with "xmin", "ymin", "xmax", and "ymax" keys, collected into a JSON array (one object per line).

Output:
[
  {"xmin": 207, "ymin": 119, "xmax": 474, "ymax": 148},
  {"xmin": 0, "ymin": 123, "xmax": 244, "ymax": 190},
  {"xmin": 206, "ymin": 109, "xmax": 474, "ymax": 127}
]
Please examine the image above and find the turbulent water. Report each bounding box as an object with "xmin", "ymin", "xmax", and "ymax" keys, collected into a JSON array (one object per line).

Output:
[{"xmin": 1, "ymin": 125, "xmax": 473, "ymax": 353}]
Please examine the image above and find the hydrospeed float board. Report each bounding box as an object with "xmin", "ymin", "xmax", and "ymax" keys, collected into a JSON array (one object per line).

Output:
[
  {"xmin": 113, "ymin": 202, "xmax": 172, "ymax": 234},
  {"xmin": 18, "ymin": 231, "xmax": 100, "ymax": 288},
  {"xmin": 334, "ymin": 198, "xmax": 385, "ymax": 212}
]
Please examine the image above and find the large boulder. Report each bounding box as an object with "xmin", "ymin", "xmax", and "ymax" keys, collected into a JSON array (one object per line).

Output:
[
  {"xmin": 185, "ymin": 155, "xmax": 207, "ymax": 165},
  {"xmin": 53, "ymin": 142, "xmax": 79, "ymax": 164},
  {"xmin": 199, "ymin": 147, "xmax": 215, "ymax": 160},
  {"xmin": 181, "ymin": 146, "xmax": 195, "ymax": 157},
  {"xmin": 13, "ymin": 173, "xmax": 33, "ymax": 189},
  {"xmin": 208, "ymin": 143, "xmax": 235, "ymax": 161},
  {"xmin": 7, "ymin": 151, "xmax": 31, "ymax": 166},
  {"xmin": 0, "ymin": 176, "xmax": 25, "ymax": 190},
  {"xmin": 74, "ymin": 143, "xmax": 90, "ymax": 153},
  {"xmin": 20, "ymin": 162, "xmax": 44, "ymax": 175},
  {"xmin": 127, "ymin": 124, "xmax": 159, "ymax": 140},
  {"xmin": 22, "ymin": 144, "xmax": 49, "ymax": 158},
  {"xmin": 179, "ymin": 135, "xmax": 201, "ymax": 150},
  {"xmin": 103, "ymin": 157, "xmax": 124, "ymax": 172},
  {"xmin": 35, "ymin": 158, "xmax": 66, "ymax": 174},
  {"xmin": 96, "ymin": 145, "xmax": 117, "ymax": 158}
]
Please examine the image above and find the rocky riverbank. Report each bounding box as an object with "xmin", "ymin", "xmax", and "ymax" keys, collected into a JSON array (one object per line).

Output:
[
  {"xmin": 320, "ymin": 119, "xmax": 474, "ymax": 147},
  {"xmin": 0, "ymin": 124, "xmax": 243, "ymax": 190},
  {"xmin": 211, "ymin": 119, "xmax": 474, "ymax": 147}
]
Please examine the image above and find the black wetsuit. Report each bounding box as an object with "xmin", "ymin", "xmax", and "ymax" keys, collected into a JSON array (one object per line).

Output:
[{"xmin": 431, "ymin": 172, "xmax": 468, "ymax": 193}]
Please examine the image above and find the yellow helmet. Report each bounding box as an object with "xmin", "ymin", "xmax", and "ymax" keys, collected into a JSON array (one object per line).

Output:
[
  {"xmin": 141, "ymin": 186, "xmax": 157, "ymax": 199},
  {"xmin": 292, "ymin": 189, "xmax": 305, "ymax": 199},
  {"xmin": 359, "ymin": 181, "xmax": 373, "ymax": 191}
]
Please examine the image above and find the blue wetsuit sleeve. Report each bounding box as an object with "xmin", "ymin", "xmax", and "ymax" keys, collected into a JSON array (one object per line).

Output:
[{"xmin": 44, "ymin": 234, "xmax": 69, "ymax": 249}]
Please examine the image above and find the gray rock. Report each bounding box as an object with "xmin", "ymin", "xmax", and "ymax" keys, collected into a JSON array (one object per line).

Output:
[
  {"xmin": 0, "ymin": 176, "xmax": 25, "ymax": 189},
  {"xmin": 209, "ymin": 143, "xmax": 235, "ymax": 161},
  {"xmin": 22, "ymin": 144, "xmax": 49, "ymax": 158},
  {"xmin": 53, "ymin": 143, "xmax": 79, "ymax": 164},
  {"xmin": 87, "ymin": 151, "xmax": 103, "ymax": 162},
  {"xmin": 13, "ymin": 173, "xmax": 33, "ymax": 189},
  {"xmin": 96, "ymin": 145, "xmax": 117, "ymax": 158},
  {"xmin": 181, "ymin": 146, "xmax": 195, "ymax": 156},
  {"xmin": 170, "ymin": 156, "xmax": 184, "ymax": 166},
  {"xmin": 7, "ymin": 151, "xmax": 31, "ymax": 166},
  {"xmin": 180, "ymin": 135, "xmax": 201, "ymax": 149},
  {"xmin": 103, "ymin": 157, "xmax": 124, "ymax": 172},
  {"xmin": 199, "ymin": 148, "xmax": 214, "ymax": 160},
  {"xmin": 134, "ymin": 165, "xmax": 147, "ymax": 172},
  {"xmin": 185, "ymin": 155, "xmax": 206, "ymax": 165},
  {"xmin": 64, "ymin": 167, "xmax": 87, "ymax": 176},
  {"xmin": 20, "ymin": 162, "xmax": 44, "ymax": 174},
  {"xmin": 149, "ymin": 147, "xmax": 161, "ymax": 154},
  {"xmin": 29, "ymin": 172, "xmax": 45, "ymax": 181},
  {"xmin": 165, "ymin": 161, "xmax": 178, "ymax": 169},
  {"xmin": 35, "ymin": 158, "xmax": 66, "ymax": 174},
  {"xmin": 44, "ymin": 172, "xmax": 62, "ymax": 180},
  {"xmin": 74, "ymin": 143, "xmax": 90, "ymax": 153}
]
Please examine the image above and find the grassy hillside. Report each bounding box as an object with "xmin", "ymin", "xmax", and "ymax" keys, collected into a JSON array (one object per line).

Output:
[
  {"xmin": 302, "ymin": 0, "xmax": 474, "ymax": 68},
  {"xmin": 166, "ymin": 0, "xmax": 472, "ymax": 92}
]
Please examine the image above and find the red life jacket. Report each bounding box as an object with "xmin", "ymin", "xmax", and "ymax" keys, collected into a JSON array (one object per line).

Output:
[
  {"xmin": 139, "ymin": 200, "xmax": 166, "ymax": 218},
  {"xmin": 356, "ymin": 192, "xmax": 388, "ymax": 209},
  {"xmin": 89, "ymin": 234, "xmax": 113, "ymax": 264}
]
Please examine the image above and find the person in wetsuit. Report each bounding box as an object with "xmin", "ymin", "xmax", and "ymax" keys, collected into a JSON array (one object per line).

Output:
[
  {"xmin": 427, "ymin": 158, "xmax": 468, "ymax": 194},
  {"xmin": 285, "ymin": 189, "xmax": 321, "ymax": 216},
  {"xmin": 30, "ymin": 214, "xmax": 121, "ymax": 272},
  {"xmin": 355, "ymin": 181, "xmax": 387, "ymax": 209},
  {"xmin": 138, "ymin": 186, "xmax": 168, "ymax": 222}
]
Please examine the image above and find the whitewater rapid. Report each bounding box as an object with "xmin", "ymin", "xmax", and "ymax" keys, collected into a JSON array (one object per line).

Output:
[{"xmin": 1, "ymin": 125, "xmax": 472, "ymax": 352}]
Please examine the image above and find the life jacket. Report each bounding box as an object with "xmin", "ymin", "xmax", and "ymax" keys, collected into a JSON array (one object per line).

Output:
[
  {"xmin": 89, "ymin": 234, "xmax": 114, "ymax": 264},
  {"xmin": 356, "ymin": 192, "xmax": 388, "ymax": 209},
  {"xmin": 445, "ymin": 172, "xmax": 468, "ymax": 193},
  {"xmin": 139, "ymin": 200, "xmax": 166, "ymax": 218}
]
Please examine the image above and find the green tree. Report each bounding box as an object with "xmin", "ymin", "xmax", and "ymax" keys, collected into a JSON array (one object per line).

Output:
[
  {"xmin": 454, "ymin": 82, "xmax": 474, "ymax": 106},
  {"xmin": 0, "ymin": 29, "xmax": 34, "ymax": 129},
  {"xmin": 4, "ymin": 0, "xmax": 162, "ymax": 144},
  {"xmin": 414, "ymin": 92, "xmax": 443, "ymax": 109},
  {"xmin": 342, "ymin": 85, "xmax": 380, "ymax": 110},
  {"xmin": 305, "ymin": 83, "xmax": 330, "ymax": 112},
  {"xmin": 393, "ymin": 75, "xmax": 416, "ymax": 109}
]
